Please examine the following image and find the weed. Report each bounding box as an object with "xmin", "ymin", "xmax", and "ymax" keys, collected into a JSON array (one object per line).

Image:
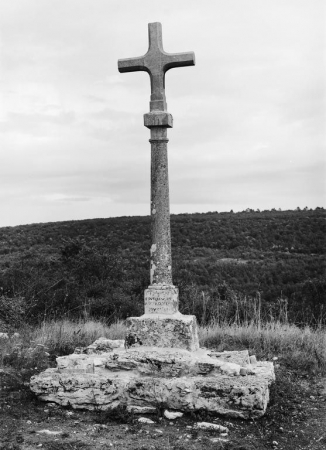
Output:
[{"xmin": 95, "ymin": 404, "xmax": 135, "ymax": 424}]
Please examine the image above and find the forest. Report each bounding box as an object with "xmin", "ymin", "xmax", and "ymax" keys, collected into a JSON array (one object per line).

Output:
[{"xmin": 0, "ymin": 207, "xmax": 325, "ymax": 329}]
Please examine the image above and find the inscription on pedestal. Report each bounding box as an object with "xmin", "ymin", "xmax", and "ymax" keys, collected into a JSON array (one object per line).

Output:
[{"xmin": 144, "ymin": 287, "xmax": 179, "ymax": 314}]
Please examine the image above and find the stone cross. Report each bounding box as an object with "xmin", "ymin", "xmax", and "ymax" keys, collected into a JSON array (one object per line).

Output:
[
  {"xmin": 118, "ymin": 22, "xmax": 195, "ymax": 316},
  {"xmin": 118, "ymin": 22, "xmax": 195, "ymax": 112}
]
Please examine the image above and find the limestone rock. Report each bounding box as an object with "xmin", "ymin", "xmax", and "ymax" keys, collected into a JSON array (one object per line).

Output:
[
  {"xmin": 30, "ymin": 346, "xmax": 275, "ymax": 419},
  {"xmin": 208, "ymin": 350, "xmax": 250, "ymax": 366},
  {"xmin": 164, "ymin": 410, "xmax": 183, "ymax": 420},
  {"xmin": 57, "ymin": 354, "xmax": 95, "ymax": 373},
  {"xmin": 138, "ymin": 417, "xmax": 155, "ymax": 424},
  {"xmin": 196, "ymin": 422, "xmax": 229, "ymax": 433},
  {"xmin": 56, "ymin": 347, "xmax": 244, "ymax": 378},
  {"xmin": 125, "ymin": 312, "xmax": 199, "ymax": 351},
  {"xmin": 74, "ymin": 338, "xmax": 125, "ymax": 355},
  {"xmin": 250, "ymin": 355, "xmax": 257, "ymax": 365},
  {"xmin": 127, "ymin": 405, "xmax": 157, "ymax": 414},
  {"xmin": 37, "ymin": 430, "xmax": 63, "ymax": 436}
]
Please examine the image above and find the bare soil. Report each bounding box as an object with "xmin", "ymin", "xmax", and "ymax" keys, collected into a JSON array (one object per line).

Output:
[{"xmin": 0, "ymin": 365, "xmax": 325, "ymax": 450}]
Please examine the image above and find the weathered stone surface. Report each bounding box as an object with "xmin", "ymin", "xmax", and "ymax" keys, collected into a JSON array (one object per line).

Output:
[
  {"xmin": 74, "ymin": 337, "xmax": 125, "ymax": 355},
  {"xmin": 57, "ymin": 354, "xmax": 95, "ymax": 373},
  {"xmin": 144, "ymin": 112, "xmax": 173, "ymax": 128},
  {"xmin": 30, "ymin": 344, "xmax": 275, "ymax": 419},
  {"xmin": 138, "ymin": 417, "xmax": 155, "ymax": 424},
  {"xmin": 208, "ymin": 350, "xmax": 250, "ymax": 366},
  {"xmin": 127, "ymin": 405, "xmax": 157, "ymax": 414},
  {"xmin": 144, "ymin": 286, "xmax": 178, "ymax": 314},
  {"xmin": 196, "ymin": 422, "xmax": 229, "ymax": 433},
  {"xmin": 125, "ymin": 313, "xmax": 199, "ymax": 351},
  {"xmin": 30, "ymin": 357, "xmax": 274, "ymax": 419},
  {"xmin": 104, "ymin": 347, "xmax": 243, "ymax": 377},
  {"xmin": 164, "ymin": 410, "xmax": 183, "ymax": 419},
  {"xmin": 55, "ymin": 346, "xmax": 246, "ymax": 377},
  {"xmin": 149, "ymin": 126, "xmax": 173, "ymax": 286},
  {"xmin": 250, "ymin": 355, "xmax": 257, "ymax": 365}
]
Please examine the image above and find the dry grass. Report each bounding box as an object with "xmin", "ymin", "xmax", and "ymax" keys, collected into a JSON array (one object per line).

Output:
[
  {"xmin": 1, "ymin": 318, "xmax": 325, "ymax": 375},
  {"xmin": 32, "ymin": 318, "xmax": 126, "ymax": 355},
  {"xmin": 0, "ymin": 319, "xmax": 126, "ymax": 374},
  {"xmin": 199, "ymin": 320, "xmax": 326, "ymax": 373}
]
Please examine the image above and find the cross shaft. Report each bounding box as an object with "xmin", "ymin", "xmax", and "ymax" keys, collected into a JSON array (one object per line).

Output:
[
  {"xmin": 118, "ymin": 22, "xmax": 195, "ymax": 316},
  {"xmin": 118, "ymin": 22, "xmax": 195, "ymax": 111}
]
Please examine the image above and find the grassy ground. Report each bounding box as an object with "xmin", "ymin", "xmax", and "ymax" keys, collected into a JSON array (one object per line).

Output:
[
  {"xmin": 0, "ymin": 319, "xmax": 326, "ymax": 449},
  {"xmin": 2, "ymin": 318, "xmax": 325, "ymax": 375},
  {"xmin": 199, "ymin": 320, "xmax": 326, "ymax": 375}
]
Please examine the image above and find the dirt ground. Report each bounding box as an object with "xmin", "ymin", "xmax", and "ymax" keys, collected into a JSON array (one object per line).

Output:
[{"xmin": 0, "ymin": 365, "xmax": 325, "ymax": 450}]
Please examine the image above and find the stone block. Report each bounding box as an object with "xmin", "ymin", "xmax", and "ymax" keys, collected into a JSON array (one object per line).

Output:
[
  {"xmin": 125, "ymin": 312, "xmax": 199, "ymax": 351},
  {"xmin": 144, "ymin": 112, "xmax": 173, "ymax": 128},
  {"xmin": 144, "ymin": 286, "xmax": 178, "ymax": 314},
  {"xmin": 30, "ymin": 357, "xmax": 275, "ymax": 419}
]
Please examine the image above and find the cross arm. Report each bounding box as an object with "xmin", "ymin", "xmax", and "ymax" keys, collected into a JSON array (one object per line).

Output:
[
  {"xmin": 163, "ymin": 51, "xmax": 195, "ymax": 73},
  {"xmin": 118, "ymin": 55, "xmax": 148, "ymax": 73}
]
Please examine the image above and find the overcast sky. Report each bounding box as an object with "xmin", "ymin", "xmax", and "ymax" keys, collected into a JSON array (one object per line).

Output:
[{"xmin": 0, "ymin": 0, "xmax": 325, "ymax": 227}]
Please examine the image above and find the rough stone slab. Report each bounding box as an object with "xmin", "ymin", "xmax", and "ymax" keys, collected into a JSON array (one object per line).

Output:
[
  {"xmin": 74, "ymin": 338, "xmax": 125, "ymax": 355},
  {"xmin": 208, "ymin": 350, "xmax": 250, "ymax": 367},
  {"xmin": 103, "ymin": 347, "xmax": 244, "ymax": 377},
  {"xmin": 30, "ymin": 360, "xmax": 274, "ymax": 419},
  {"xmin": 55, "ymin": 347, "xmax": 271, "ymax": 380},
  {"xmin": 57, "ymin": 347, "xmax": 243, "ymax": 377},
  {"xmin": 144, "ymin": 286, "xmax": 178, "ymax": 314},
  {"xmin": 125, "ymin": 312, "xmax": 199, "ymax": 351},
  {"xmin": 57, "ymin": 354, "xmax": 95, "ymax": 373}
]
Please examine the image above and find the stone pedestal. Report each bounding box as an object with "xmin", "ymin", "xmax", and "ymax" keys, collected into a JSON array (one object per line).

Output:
[
  {"xmin": 125, "ymin": 312, "xmax": 199, "ymax": 352},
  {"xmin": 30, "ymin": 342, "xmax": 275, "ymax": 419}
]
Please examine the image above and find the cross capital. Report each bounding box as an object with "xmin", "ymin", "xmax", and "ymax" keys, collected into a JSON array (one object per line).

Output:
[{"xmin": 118, "ymin": 22, "xmax": 195, "ymax": 112}]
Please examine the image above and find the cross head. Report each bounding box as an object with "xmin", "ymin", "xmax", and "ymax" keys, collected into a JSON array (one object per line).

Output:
[{"xmin": 118, "ymin": 22, "xmax": 195, "ymax": 112}]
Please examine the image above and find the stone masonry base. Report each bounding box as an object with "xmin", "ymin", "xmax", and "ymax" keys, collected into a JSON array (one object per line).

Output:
[
  {"xmin": 30, "ymin": 338, "xmax": 275, "ymax": 419},
  {"xmin": 125, "ymin": 313, "xmax": 199, "ymax": 352}
]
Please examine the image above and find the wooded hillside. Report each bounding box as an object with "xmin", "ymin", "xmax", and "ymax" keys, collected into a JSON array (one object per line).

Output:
[{"xmin": 0, "ymin": 208, "xmax": 325, "ymax": 328}]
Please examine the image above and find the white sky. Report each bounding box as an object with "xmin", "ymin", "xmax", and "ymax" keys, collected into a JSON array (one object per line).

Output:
[{"xmin": 0, "ymin": 0, "xmax": 325, "ymax": 227}]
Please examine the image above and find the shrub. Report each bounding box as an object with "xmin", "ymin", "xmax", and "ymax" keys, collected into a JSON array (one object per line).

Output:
[{"xmin": 0, "ymin": 296, "xmax": 26, "ymax": 330}]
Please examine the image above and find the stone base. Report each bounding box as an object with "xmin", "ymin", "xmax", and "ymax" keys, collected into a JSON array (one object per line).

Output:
[
  {"xmin": 30, "ymin": 344, "xmax": 275, "ymax": 419},
  {"xmin": 125, "ymin": 312, "xmax": 199, "ymax": 352}
]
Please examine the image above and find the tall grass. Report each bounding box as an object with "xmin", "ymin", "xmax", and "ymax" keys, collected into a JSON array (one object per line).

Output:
[
  {"xmin": 1, "ymin": 317, "xmax": 325, "ymax": 375},
  {"xmin": 0, "ymin": 319, "xmax": 126, "ymax": 369},
  {"xmin": 32, "ymin": 319, "xmax": 126, "ymax": 355},
  {"xmin": 183, "ymin": 289, "xmax": 293, "ymax": 326},
  {"xmin": 194, "ymin": 291, "xmax": 326, "ymax": 373},
  {"xmin": 199, "ymin": 320, "xmax": 326, "ymax": 373}
]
